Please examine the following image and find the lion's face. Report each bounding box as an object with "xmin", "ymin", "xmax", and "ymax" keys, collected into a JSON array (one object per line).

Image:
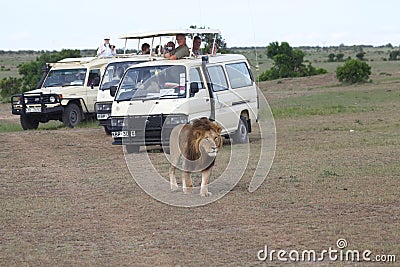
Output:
[
  {"xmin": 182, "ymin": 118, "xmax": 223, "ymax": 162},
  {"xmin": 198, "ymin": 128, "xmax": 222, "ymax": 157}
]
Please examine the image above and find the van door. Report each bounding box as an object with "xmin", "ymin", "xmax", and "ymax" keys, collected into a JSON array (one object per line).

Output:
[
  {"xmin": 206, "ymin": 65, "xmax": 238, "ymax": 133},
  {"xmin": 187, "ymin": 67, "xmax": 212, "ymax": 120}
]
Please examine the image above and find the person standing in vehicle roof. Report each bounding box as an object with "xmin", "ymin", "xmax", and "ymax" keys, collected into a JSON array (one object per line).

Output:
[
  {"xmin": 97, "ymin": 36, "xmax": 116, "ymax": 57},
  {"xmin": 164, "ymin": 34, "xmax": 190, "ymax": 60}
]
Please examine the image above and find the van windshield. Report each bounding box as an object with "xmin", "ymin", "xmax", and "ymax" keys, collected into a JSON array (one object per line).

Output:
[
  {"xmin": 43, "ymin": 68, "xmax": 87, "ymax": 87},
  {"xmin": 115, "ymin": 65, "xmax": 187, "ymax": 101},
  {"xmin": 100, "ymin": 61, "xmax": 142, "ymax": 91}
]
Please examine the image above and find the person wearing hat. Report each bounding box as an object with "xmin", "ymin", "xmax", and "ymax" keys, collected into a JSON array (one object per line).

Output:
[{"xmin": 97, "ymin": 36, "xmax": 116, "ymax": 57}]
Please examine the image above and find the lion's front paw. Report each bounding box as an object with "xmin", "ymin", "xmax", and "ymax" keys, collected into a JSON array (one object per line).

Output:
[
  {"xmin": 170, "ymin": 184, "xmax": 179, "ymax": 191},
  {"xmin": 183, "ymin": 187, "xmax": 192, "ymax": 194},
  {"xmin": 200, "ymin": 191, "xmax": 212, "ymax": 197}
]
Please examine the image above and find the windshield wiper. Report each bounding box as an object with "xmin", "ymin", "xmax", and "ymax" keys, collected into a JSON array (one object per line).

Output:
[
  {"xmin": 141, "ymin": 96, "xmax": 161, "ymax": 102},
  {"xmin": 159, "ymin": 94, "xmax": 178, "ymax": 98},
  {"xmin": 116, "ymin": 97, "xmax": 132, "ymax": 102},
  {"xmin": 44, "ymin": 83, "xmax": 62, "ymax": 88}
]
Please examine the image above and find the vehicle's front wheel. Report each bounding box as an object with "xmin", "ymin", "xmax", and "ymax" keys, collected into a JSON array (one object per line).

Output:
[
  {"xmin": 62, "ymin": 103, "xmax": 82, "ymax": 128},
  {"xmin": 20, "ymin": 115, "xmax": 39, "ymax": 130},
  {"xmin": 232, "ymin": 117, "xmax": 249, "ymax": 144},
  {"xmin": 125, "ymin": 145, "xmax": 140, "ymax": 154},
  {"xmin": 104, "ymin": 126, "xmax": 112, "ymax": 135}
]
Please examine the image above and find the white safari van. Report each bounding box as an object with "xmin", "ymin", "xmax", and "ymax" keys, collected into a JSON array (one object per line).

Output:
[
  {"xmin": 11, "ymin": 57, "xmax": 111, "ymax": 129},
  {"xmin": 110, "ymin": 52, "xmax": 259, "ymax": 153},
  {"xmin": 95, "ymin": 56, "xmax": 155, "ymax": 134},
  {"xmin": 95, "ymin": 30, "xmax": 176, "ymax": 134}
]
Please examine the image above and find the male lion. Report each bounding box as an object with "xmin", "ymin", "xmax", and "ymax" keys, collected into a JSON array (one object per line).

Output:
[{"xmin": 169, "ymin": 117, "xmax": 223, "ymax": 196}]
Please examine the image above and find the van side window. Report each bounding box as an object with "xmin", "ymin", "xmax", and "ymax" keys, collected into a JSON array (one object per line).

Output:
[
  {"xmin": 226, "ymin": 62, "xmax": 253, "ymax": 89},
  {"xmin": 189, "ymin": 67, "xmax": 205, "ymax": 90},
  {"xmin": 88, "ymin": 69, "xmax": 101, "ymax": 86},
  {"xmin": 207, "ymin": 65, "xmax": 228, "ymax": 92}
]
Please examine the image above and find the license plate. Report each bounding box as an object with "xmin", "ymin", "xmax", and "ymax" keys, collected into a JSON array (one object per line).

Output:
[
  {"xmin": 26, "ymin": 107, "xmax": 41, "ymax": 113},
  {"xmin": 112, "ymin": 131, "xmax": 129, "ymax": 138},
  {"xmin": 97, "ymin": 113, "xmax": 109, "ymax": 120},
  {"xmin": 112, "ymin": 131, "xmax": 136, "ymax": 138}
]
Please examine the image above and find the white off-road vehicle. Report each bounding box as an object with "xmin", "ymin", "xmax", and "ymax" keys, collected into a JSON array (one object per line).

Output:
[
  {"xmin": 11, "ymin": 57, "xmax": 111, "ymax": 129},
  {"xmin": 109, "ymin": 29, "xmax": 259, "ymax": 153}
]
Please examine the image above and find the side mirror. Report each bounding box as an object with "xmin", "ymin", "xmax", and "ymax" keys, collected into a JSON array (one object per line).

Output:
[
  {"xmin": 110, "ymin": 85, "xmax": 118, "ymax": 97},
  {"xmin": 190, "ymin": 82, "xmax": 199, "ymax": 97}
]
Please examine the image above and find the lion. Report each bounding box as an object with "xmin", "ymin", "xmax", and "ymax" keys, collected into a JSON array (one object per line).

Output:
[{"xmin": 168, "ymin": 117, "xmax": 223, "ymax": 196}]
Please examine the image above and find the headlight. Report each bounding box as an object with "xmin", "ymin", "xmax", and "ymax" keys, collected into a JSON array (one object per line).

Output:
[
  {"xmin": 111, "ymin": 118, "xmax": 125, "ymax": 127},
  {"xmin": 96, "ymin": 103, "xmax": 112, "ymax": 112},
  {"xmin": 49, "ymin": 94, "xmax": 61, "ymax": 103},
  {"xmin": 165, "ymin": 115, "xmax": 188, "ymax": 125}
]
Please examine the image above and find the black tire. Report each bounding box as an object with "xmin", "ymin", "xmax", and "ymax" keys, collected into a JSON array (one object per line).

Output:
[
  {"xmin": 163, "ymin": 146, "xmax": 170, "ymax": 154},
  {"xmin": 62, "ymin": 103, "xmax": 82, "ymax": 128},
  {"xmin": 20, "ymin": 115, "xmax": 39, "ymax": 130},
  {"xmin": 104, "ymin": 126, "xmax": 112, "ymax": 135},
  {"xmin": 233, "ymin": 117, "xmax": 249, "ymax": 144},
  {"xmin": 125, "ymin": 145, "xmax": 140, "ymax": 154}
]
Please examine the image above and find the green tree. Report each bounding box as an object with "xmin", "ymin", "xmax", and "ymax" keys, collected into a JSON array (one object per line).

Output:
[
  {"xmin": 328, "ymin": 53, "xmax": 336, "ymax": 62},
  {"xmin": 336, "ymin": 53, "xmax": 345, "ymax": 62},
  {"xmin": 336, "ymin": 59, "xmax": 371, "ymax": 84},
  {"xmin": 0, "ymin": 77, "xmax": 23, "ymax": 98},
  {"xmin": 18, "ymin": 61, "xmax": 44, "ymax": 91},
  {"xmin": 356, "ymin": 52, "xmax": 366, "ymax": 61},
  {"xmin": 266, "ymin": 41, "xmax": 292, "ymax": 59},
  {"xmin": 259, "ymin": 41, "xmax": 327, "ymax": 81},
  {"xmin": 389, "ymin": 50, "xmax": 400, "ymax": 60}
]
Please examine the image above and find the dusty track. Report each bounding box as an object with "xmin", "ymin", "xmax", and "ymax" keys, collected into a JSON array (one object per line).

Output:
[{"xmin": 0, "ymin": 74, "xmax": 399, "ymax": 266}]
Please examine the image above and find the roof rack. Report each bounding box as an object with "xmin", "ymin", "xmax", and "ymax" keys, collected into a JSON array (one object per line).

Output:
[
  {"xmin": 57, "ymin": 57, "xmax": 96, "ymax": 63},
  {"xmin": 119, "ymin": 29, "xmax": 220, "ymax": 40},
  {"xmin": 118, "ymin": 29, "xmax": 221, "ymax": 55}
]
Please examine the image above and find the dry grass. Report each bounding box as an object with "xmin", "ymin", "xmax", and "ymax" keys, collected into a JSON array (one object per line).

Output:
[{"xmin": 0, "ymin": 68, "xmax": 399, "ymax": 266}]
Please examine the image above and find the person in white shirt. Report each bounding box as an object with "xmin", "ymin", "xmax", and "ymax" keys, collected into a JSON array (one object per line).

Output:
[{"xmin": 97, "ymin": 36, "xmax": 116, "ymax": 57}]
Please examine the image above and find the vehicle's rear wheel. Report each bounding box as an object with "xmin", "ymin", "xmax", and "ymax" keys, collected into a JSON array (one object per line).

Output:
[
  {"xmin": 62, "ymin": 103, "xmax": 82, "ymax": 128},
  {"xmin": 20, "ymin": 115, "xmax": 39, "ymax": 130},
  {"xmin": 232, "ymin": 116, "xmax": 249, "ymax": 144},
  {"xmin": 125, "ymin": 145, "xmax": 140, "ymax": 153}
]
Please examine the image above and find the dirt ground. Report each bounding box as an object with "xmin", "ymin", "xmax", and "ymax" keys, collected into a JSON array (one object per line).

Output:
[{"xmin": 0, "ymin": 74, "xmax": 399, "ymax": 266}]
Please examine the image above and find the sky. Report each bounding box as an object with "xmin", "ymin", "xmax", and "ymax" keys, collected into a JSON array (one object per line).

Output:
[{"xmin": 1, "ymin": 0, "xmax": 399, "ymax": 51}]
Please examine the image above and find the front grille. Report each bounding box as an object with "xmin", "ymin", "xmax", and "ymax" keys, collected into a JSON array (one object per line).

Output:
[
  {"xmin": 125, "ymin": 115, "xmax": 164, "ymax": 130},
  {"xmin": 23, "ymin": 95, "xmax": 50, "ymax": 104}
]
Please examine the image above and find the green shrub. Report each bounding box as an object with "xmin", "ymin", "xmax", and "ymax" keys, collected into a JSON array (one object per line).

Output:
[
  {"xmin": 336, "ymin": 59, "xmax": 371, "ymax": 84},
  {"xmin": 258, "ymin": 41, "xmax": 327, "ymax": 81},
  {"xmin": 0, "ymin": 77, "xmax": 23, "ymax": 98}
]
